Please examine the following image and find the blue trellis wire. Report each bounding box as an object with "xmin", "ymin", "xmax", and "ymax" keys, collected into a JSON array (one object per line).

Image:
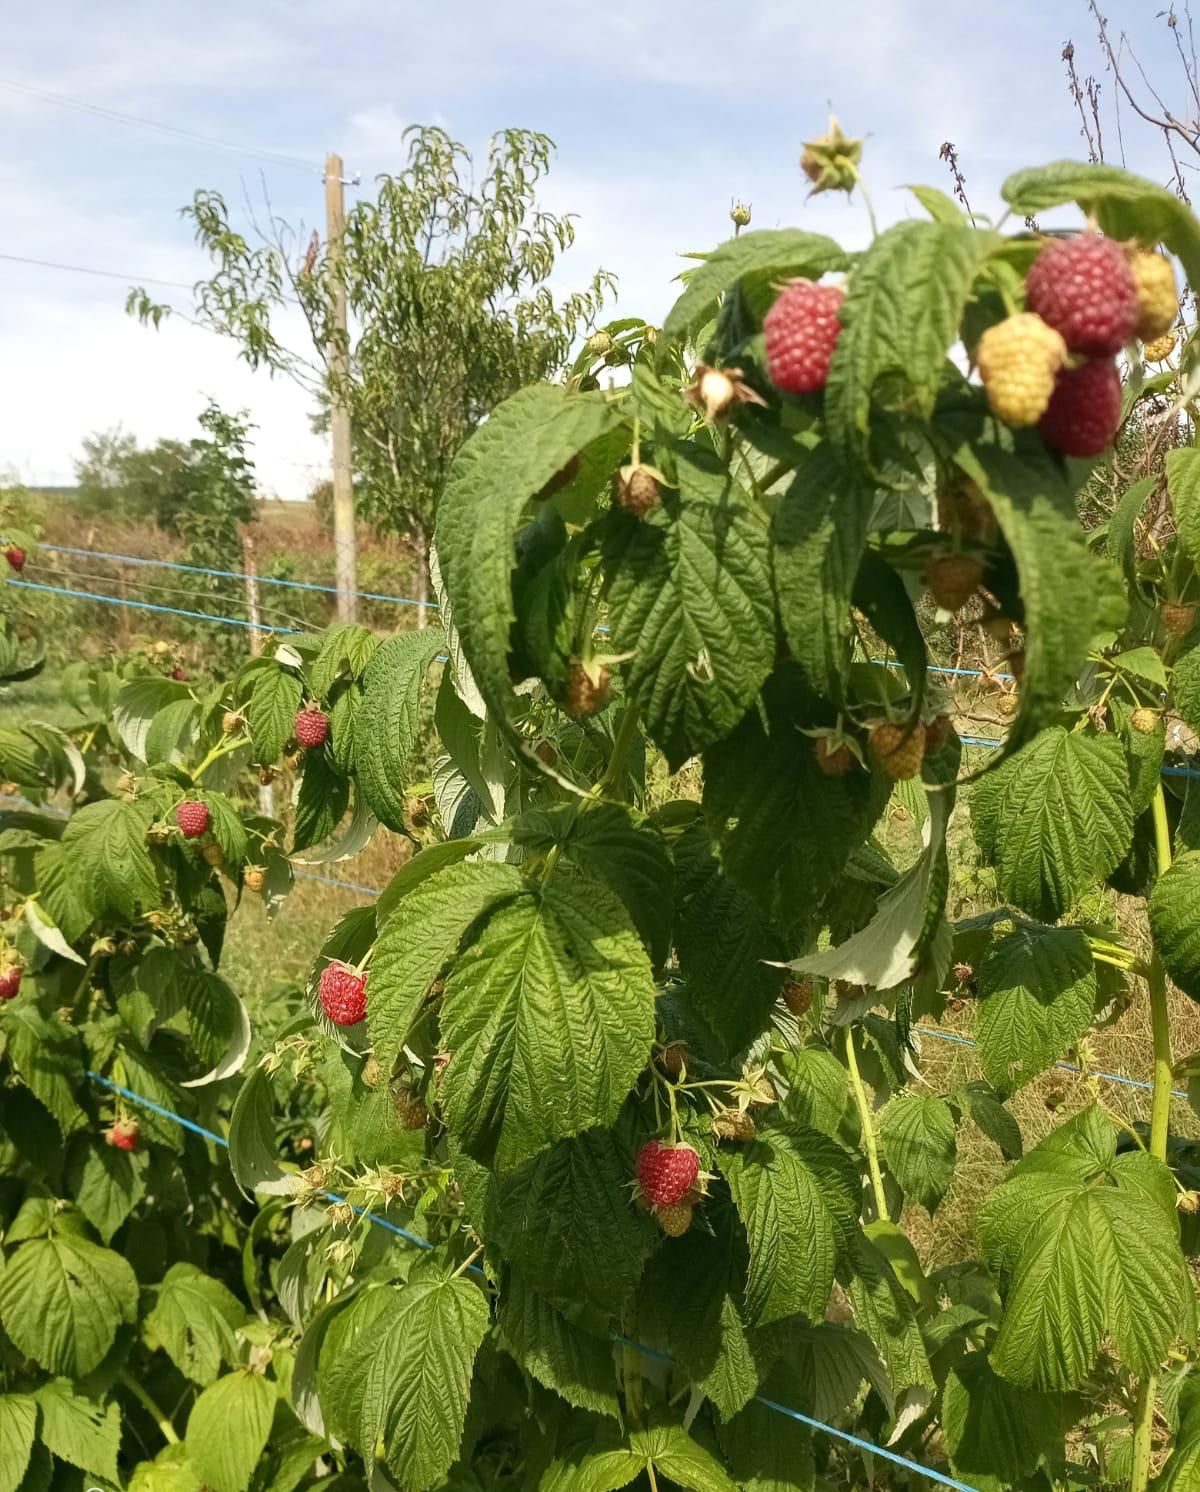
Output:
[
  {"xmin": 37, "ymin": 542, "xmax": 439, "ymax": 610},
  {"xmin": 85, "ymin": 1065, "xmax": 979, "ymax": 1491},
  {"xmin": 915, "ymin": 1025, "xmax": 1190, "ymax": 1102},
  {"xmin": 5, "ymin": 577, "xmax": 301, "ymax": 634}
]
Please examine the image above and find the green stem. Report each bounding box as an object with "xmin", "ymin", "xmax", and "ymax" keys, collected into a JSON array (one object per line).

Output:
[
  {"xmin": 118, "ymin": 1368, "xmax": 179, "ymax": 1444},
  {"xmin": 192, "ymin": 735, "xmax": 246, "ymax": 783},
  {"xmin": 1131, "ymin": 785, "xmax": 1176, "ymax": 1492},
  {"xmin": 1148, "ymin": 785, "xmax": 1174, "ymax": 1164},
  {"xmin": 621, "ymin": 1309, "xmax": 643, "ymax": 1422},
  {"xmin": 596, "ymin": 703, "xmax": 642, "ymax": 800},
  {"xmin": 844, "ymin": 1026, "xmax": 888, "ymax": 1220}
]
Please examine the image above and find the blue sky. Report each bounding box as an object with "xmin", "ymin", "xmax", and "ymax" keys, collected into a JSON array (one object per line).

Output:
[{"xmin": 0, "ymin": 0, "xmax": 1188, "ymax": 499}]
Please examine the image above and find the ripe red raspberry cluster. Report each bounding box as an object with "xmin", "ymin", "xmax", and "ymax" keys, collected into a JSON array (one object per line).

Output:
[
  {"xmin": 174, "ymin": 800, "xmax": 210, "ymax": 839},
  {"xmin": 319, "ymin": 960, "xmax": 368, "ymax": 1026},
  {"xmin": 294, "ymin": 706, "xmax": 330, "ymax": 749},
  {"xmin": 977, "ymin": 234, "xmax": 1177, "ymax": 458}
]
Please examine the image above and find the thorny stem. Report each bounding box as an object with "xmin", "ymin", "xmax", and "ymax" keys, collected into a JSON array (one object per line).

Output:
[
  {"xmin": 1131, "ymin": 783, "xmax": 1176, "ymax": 1492},
  {"xmin": 119, "ymin": 1368, "xmax": 179, "ymax": 1444},
  {"xmin": 192, "ymin": 735, "xmax": 248, "ymax": 783},
  {"xmin": 844, "ymin": 1026, "xmax": 888, "ymax": 1220}
]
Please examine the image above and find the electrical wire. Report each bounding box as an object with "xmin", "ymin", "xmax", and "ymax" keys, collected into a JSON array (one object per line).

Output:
[
  {"xmin": 0, "ymin": 76, "xmax": 320, "ymax": 175},
  {"xmin": 0, "ymin": 251, "xmax": 196, "ymax": 291}
]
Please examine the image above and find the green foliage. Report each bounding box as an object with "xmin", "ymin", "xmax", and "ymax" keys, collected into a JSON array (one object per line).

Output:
[{"xmin": 13, "ymin": 148, "xmax": 1200, "ymax": 1492}]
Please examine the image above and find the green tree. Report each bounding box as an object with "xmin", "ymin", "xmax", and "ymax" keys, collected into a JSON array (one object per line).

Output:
[
  {"xmin": 129, "ymin": 126, "xmax": 613, "ymax": 615},
  {"xmin": 74, "ymin": 427, "xmax": 139, "ymax": 518}
]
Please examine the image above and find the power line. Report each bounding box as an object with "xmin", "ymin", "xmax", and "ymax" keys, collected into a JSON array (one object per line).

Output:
[
  {"xmin": 0, "ymin": 251, "xmax": 194, "ymax": 291},
  {"xmin": 0, "ymin": 76, "xmax": 319, "ymax": 175}
]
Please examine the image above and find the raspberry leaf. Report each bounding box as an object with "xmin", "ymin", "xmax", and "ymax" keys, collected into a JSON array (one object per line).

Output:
[
  {"xmin": 602, "ymin": 443, "xmax": 773, "ymax": 771},
  {"xmin": 199, "ymin": 790, "xmax": 248, "ymax": 866},
  {"xmin": 62, "ymin": 798, "xmax": 160, "ymax": 920},
  {"xmin": 227, "ymin": 1065, "xmax": 288, "ymax": 1196},
  {"xmin": 246, "ymin": 663, "xmax": 302, "ymax": 764},
  {"xmin": 65, "ymin": 1133, "xmax": 144, "ymax": 1243},
  {"xmin": 975, "ymin": 924, "xmax": 1096, "ymax": 1092},
  {"xmin": 1149, "ymin": 851, "xmax": 1200, "ymax": 1002},
  {"xmin": 840, "ymin": 1231, "xmax": 934, "ymax": 1417},
  {"xmin": 771, "ymin": 443, "xmax": 874, "ymax": 705},
  {"xmin": 825, "ymin": 220, "xmax": 998, "ymax": 464},
  {"xmin": 145, "ymin": 1262, "xmax": 244, "ymax": 1386},
  {"xmin": 185, "ymin": 1368, "xmax": 276, "ymax": 1492},
  {"xmin": 0, "ymin": 1394, "xmax": 37, "ymax": 1492},
  {"xmin": 510, "ymin": 801, "xmax": 674, "ymax": 967},
  {"xmin": 369, "ymin": 861, "xmax": 524, "ymax": 1078},
  {"xmin": 440, "ymin": 873, "xmax": 656, "ymax": 1169},
  {"xmin": 322, "ymin": 1268, "xmax": 490, "ymax": 1492},
  {"xmin": 0, "ymin": 1233, "xmax": 137, "ymax": 1376},
  {"xmin": 1172, "ymin": 644, "xmax": 1200, "ymax": 736},
  {"xmin": 542, "ymin": 1414, "xmax": 739, "ymax": 1492},
  {"xmin": 970, "ymin": 728, "xmax": 1133, "ymax": 921},
  {"xmin": 702, "ymin": 670, "xmax": 883, "ymax": 922},
  {"xmin": 1106, "ymin": 474, "xmax": 1156, "ymax": 599},
  {"xmin": 34, "ymin": 1378, "xmax": 122, "ymax": 1483},
  {"xmin": 1002, "ymin": 161, "xmax": 1200, "ymax": 293},
  {"xmin": 308, "ymin": 620, "xmax": 379, "ymax": 697},
  {"xmin": 292, "ymin": 750, "xmax": 349, "ymax": 852},
  {"xmin": 878, "ymin": 1093, "xmax": 958, "ymax": 1213},
  {"xmin": 660, "ymin": 227, "xmax": 846, "ymax": 349},
  {"xmin": 777, "ymin": 1046, "xmax": 853, "ymax": 1138},
  {"xmin": 718, "ymin": 1119, "xmax": 859, "ymax": 1326},
  {"xmin": 112, "ymin": 676, "xmax": 192, "ymax": 762},
  {"xmin": 435, "ymin": 384, "xmax": 622, "ymax": 765},
  {"xmin": 495, "ymin": 1270, "xmax": 621, "ymax": 1420},
  {"xmin": 1167, "ymin": 447, "xmax": 1200, "ymax": 574},
  {"xmin": 671, "ymin": 818, "xmax": 787, "ymax": 1058},
  {"xmin": 356, "ymin": 628, "xmax": 446, "ymax": 831},
  {"xmin": 942, "ymin": 1353, "xmax": 1071, "ymax": 1492},
  {"xmin": 715, "ymin": 1375, "xmax": 816, "ymax": 1492},
  {"xmin": 980, "ymin": 1149, "xmax": 1192, "ymax": 1389},
  {"xmin": 1160, "ymin": 1382, "xmax": 1200, "ymax": 1491}
]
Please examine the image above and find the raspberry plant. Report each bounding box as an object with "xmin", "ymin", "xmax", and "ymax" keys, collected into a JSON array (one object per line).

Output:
[{"xmin": 10, "ymin": 153, "xmax": 1200, "ymax": 1491}]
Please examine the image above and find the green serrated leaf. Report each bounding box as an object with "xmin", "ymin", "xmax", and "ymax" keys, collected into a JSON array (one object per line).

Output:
[
  {"xmin": 840, "ymin": 1231, "xmax": 934, "ymax": 1414},
  {"xmin": 369, "ymin": 860, "xmax": 524, "ymax": 1078},
  {"xmin": 771, "ymin": 443, "xmax": 873, "ymax": 704},
  {"xmin": 442, "ymin": 872, "xmax": 656, "ymax": 1168},
  {"xmin": 457, "ymin": 1115, "xmax": 656, "ymax": 1314},
  {"xmin": 186, "ymin": 1370, "xmax": 276, "ymax": 1492},
  {"xmin": 976, "ymin": 923, "xmax": 1096, "ymax": 1091},
  {"xmin": 0, "ymin": 1394, "xmax": 38, "ymax": 1492},
  {"xmin": 147, "ymin": 1262, "xmax": 244, "ymax": 1385},
  {"xmin": 292, "ymin": 749, "xmax": 349, "ymax": 852},
  {"xmin": 603, "ymin": 444, "xmax": 774, "ymax": 770},
  {"xmin": 942, "ymin": 1352, "xmax": 1068, "ymax": 1492},
  {"xmin": 335, "ymin": 1271, "xmax": 490, "ymax": 1492},
  {"xmin": 1, "ymin": 1005, "xmax": 85, "ymax": 1131},
  {"xmin": 879, "ymin": 1093, "xmax": 957, "ymax": 1212},
  {"xmin": 970, "ymin": 728, "xmax": 1133, "ymax": 921},
  {"xmin": 981, "ymin": 1149, "xmax": 1192, "ymax": 1389},
  {"xmin": 0, "ymin": 1233, "xmax": 137, "ymax": 1375},
  {"xmin": 35, "ymin": 1379, "xmax": 121, "ymax": 1482},
  {"xmin": 1150, "ymin": 850, "xmax": 1200, "ymax": 1003},
  {"xmin": 718, "ymin": 1119, "xmax": 859, "ymax": 1325},
  {"xmin": 827, "ymin": 220, "xmax": 998, "ymax": 461},
  {"xmin": 436, "ymin": 384, "xmax": 622, "ymax": 744},
  {"xmin": 309, "ymin": 621, "xmax": 379, "ymax": 698},
  {"xmin": 496, "ymin": 1271, "xmax": 620, "ymax": 1419},
  {"xmin": 113, "ymin": 676, "xmax": 192, "ymax": 761},
  {"xmin": 660, "ymin": 228, "xmax": 845, "ymax": 347},
  {"xmin": 65, "ymin": 1134, "xmax": 144, "ymax": 1243},
  {"xmin": 62, "ymin": 797, "xmax": 160, "ymax": 920},
  {"xmin": 541, "ymin": 1415, "xmax": 739, "ymax": 1492},
  {"xmin": 356, "ymin": 629, "xmax": 445, "ymax": 831},
  {"xmin": 246, "ymin": 665, "xmax": 302, "ymax": 765},
  {"xmin": 1002, "ymin": 160, "xmax": 1200, "ymax": 296},
  {"xmin": 227, "ymin": 1066, "xmax": 287, "ymax": 1195}
]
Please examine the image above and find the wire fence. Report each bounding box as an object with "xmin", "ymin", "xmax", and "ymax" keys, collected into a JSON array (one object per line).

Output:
[{"xmin": 85, "ymin": 1065, "xmax": 980, "ymax": 1491}]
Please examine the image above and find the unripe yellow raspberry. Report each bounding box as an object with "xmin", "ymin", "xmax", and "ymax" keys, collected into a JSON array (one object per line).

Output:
[
  {"xmin": 1143, "ymin": 331, "xmax": 1176, "ymax": 363},
  {"xmin": 977, "ymin": 313, "xmax": 1067, "ymax": 427},
  {"xmin": 1128, "ymin": 250, "xmax": 1177, "ymax": 341}
]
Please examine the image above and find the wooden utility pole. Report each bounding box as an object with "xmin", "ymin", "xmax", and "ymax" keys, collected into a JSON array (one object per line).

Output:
[{"xmin": 325, "ymin": 153, "xmax": 357, "ymax": 621}]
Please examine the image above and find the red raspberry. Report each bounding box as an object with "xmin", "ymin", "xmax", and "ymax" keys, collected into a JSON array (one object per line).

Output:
[
  {"xmin": 635, "ymin": 1140, "xmax": 699, "ymax": 1206},
  {"xmin": 174, "ymin": 800, "xmax": 210, "ymax": 839},
  {"xmin": 170, "ymin": 667, "xmax": 189, "ymax": 682},
  {"xmin": 764, "ymin": 280, "xmax": 845, "ymax": 394},
  {"xmin": 108, "ymin": 1118, "xmax": 140, "ymax": 1152},
  {"xmin": 319, "ymin": 960, "xmax": 368, "ymax": 1026},
  {"xmin": 0, "ymin": 966, "xmax": 21, "ymax": 1000},
  {"xmin": 814, "ymin": 738, "xmax": 855, "ymax": 776},
  {"xmin": 1025, "ymin": 235, "xmax": 1139, "ymax": 357},
  {"xmin": 4, "ymin": 546, "xmax": 26, "ymax": 572},
  {"xmin": 783, "ymin": 978, "xmax": 813, "ymax": 1017},
  {"xmin": 294, "ymin": 708, "xmax": 330, "ymax": 748},
  {"xmin": 1038, "ymin": 359, "xmax": 1122, "ymax": 458}
]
